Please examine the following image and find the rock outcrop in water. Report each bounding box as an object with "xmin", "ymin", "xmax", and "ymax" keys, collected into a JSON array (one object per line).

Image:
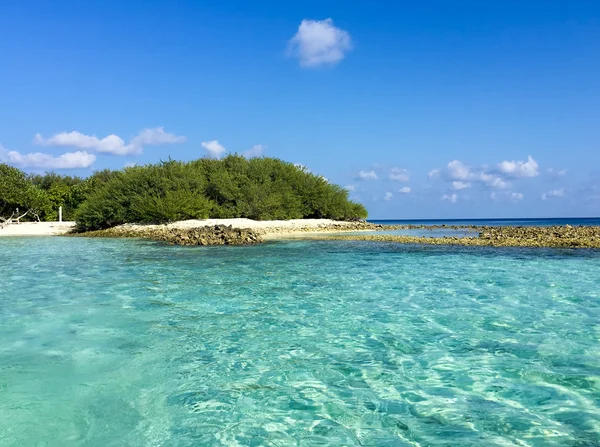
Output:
[
  {"xmin": 326, "ymin": 225, "xmax": 600, "ymax": 248},
  {"xmin": 76, "ymin": 225, "xmax": 263, "ymax": 246},
  {"xmin": 74, "ymin": 221, "xmax": 600, "ymax": 248},
  {"xmin": 477, "ymin": 225, "xmax": 600, "ymax": 247},
  {"xmin": 73, "ymin": 221, "xmax": 394, "ymax": 245}
]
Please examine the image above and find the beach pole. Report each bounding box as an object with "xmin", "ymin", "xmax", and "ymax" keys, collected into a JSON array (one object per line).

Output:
[{"xmin": 59, "ymin": 206, "xmax": 63, "ymax": 223}]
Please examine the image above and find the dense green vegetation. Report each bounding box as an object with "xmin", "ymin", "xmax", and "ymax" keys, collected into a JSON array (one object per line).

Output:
[
  {"xmin": 0, "ymin": 156, "xmax": 367, "ymax": 231},
  {"xmin": 0, "ymin": 164, "xmax": 114, "ymax": 223}
]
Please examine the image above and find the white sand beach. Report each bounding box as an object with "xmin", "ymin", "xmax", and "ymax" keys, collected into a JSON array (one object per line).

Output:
[
  {"xmin": 0, "ymin": 222, "xmax": 77, "ymax": 237},
  {"xmin": 0, "ymin": 219, "xmax": 366, "ymax": 238}
]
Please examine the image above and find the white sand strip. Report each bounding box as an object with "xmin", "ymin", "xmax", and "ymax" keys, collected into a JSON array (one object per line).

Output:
[
  {"xmin": 129, "ymin": 218, "xmax": 367, "ymax": 238},
  {"xmin": 0, "ymin": 219, "xmax": 367, "ymax": 238},
  {"xmin": 0, "ymin": 222, "xmax": 76, "ymax": 237}
]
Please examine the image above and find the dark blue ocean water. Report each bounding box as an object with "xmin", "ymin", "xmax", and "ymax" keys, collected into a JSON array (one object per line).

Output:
[{"xmin": 369, "ymin": 217, "xmax": 600, "ymax": 227}]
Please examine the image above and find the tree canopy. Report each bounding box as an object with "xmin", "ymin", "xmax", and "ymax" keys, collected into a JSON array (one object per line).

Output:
[{"xmin": 0, "ymin": 156, "xmax": 367, "ymax": 231}]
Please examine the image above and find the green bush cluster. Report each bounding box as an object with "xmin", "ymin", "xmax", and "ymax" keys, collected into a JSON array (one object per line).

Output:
[
  {"xmin": 75, "ymin": 156, "xmax": 367, "ymax": 231},
  {"xmin": 1, "ymin": 164, "xmax": 115, "ymax": 222},
  {"xmin": 0, "ymin": 156, "xmax": 367, "ymax": 230}
]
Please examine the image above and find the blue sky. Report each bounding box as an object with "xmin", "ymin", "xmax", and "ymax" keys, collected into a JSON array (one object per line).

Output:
[{"xmin": 1, "ymin": 0, "xmax": 599, "ymax": 218}]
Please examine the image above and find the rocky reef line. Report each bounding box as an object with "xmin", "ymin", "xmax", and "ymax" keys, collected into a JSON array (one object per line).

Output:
[
  {"xmin": 73, "ymin": 221, "xmax": 390, "ymax": 246},
  {"xmin": 71, "ymin": 222, "xmax": 600, "ymax": 248},
  {"xmin": 325, "ymin": 225, "xmax": 600, "ymax": 248},
  {"xmin": 73, "ymin": 225, "xmax": 263, "ymax": 245}
]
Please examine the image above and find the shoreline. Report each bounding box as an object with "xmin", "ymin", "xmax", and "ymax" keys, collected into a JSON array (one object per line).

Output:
[
  {"xmin": 71, "ymin": 219, "xmax": 387, "ymax": 245},
  {"xmin": 322, "ymin": 225, "xmax": 600, "ymax": 248},
  {"xmin": 0, "ymin": 221, "xmax": 76, "ymax": 237},
  {"xmin": 0, "ymin": 219, "xmax": 381, "ymax": 238},
  {"xmin": 3, "ymin": 220, "xmax": 600, "ymax": 248}
]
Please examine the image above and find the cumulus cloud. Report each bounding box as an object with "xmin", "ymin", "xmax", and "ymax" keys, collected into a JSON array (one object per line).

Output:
[
  {"xmin": 547, "ymin": 168, "xmax": 567, "ymax": 180},
  {"xmin": 1, "ymin": 144, "xmax": 95, "ymax": 169},
  {"xmin": 344, "ymin": 185, "xmax": 356, "ymax": 192},
  {"xmin": 398, "ymin": 186, "xmax": 411, "ymax": 194},
  {"xmin": 482, "ymin": 174, "xmax": 511, "ymax": 190},
  {"xmin": 34, "ymin": 131, "xmax": 132, "ymax": 155},
  {"xmin": 201, "ymin": 140, "xmax": 227, "ymax": 158},
  {"xmin": 243, "ymin": 144, "xmax": 265, "ymax": 158},
  {"xmin": 452, "ymin": 181, "xmax": 471, "ymax": 190},
  {"xmin": 34, "ymin": 127, "xmax": 186, "ymax": 156},
  {"xmin": 490, "ymin": 191, "xmax": 525, "ymax": 202},
  {"xmin": 497, "ymin": 155, "xmax": 539, "ymax": 178},
  {"xmin": 288, "ymin": 18, "xmax": 352, "ymax": 67},
  {"xmin": 447, "ymin": 160, "xmax": 471, "ymax": 180},
  {"xmin": 389, "ymin": 167, "xmax": 410, "ymax": 182},
  {"xmin": 541, "ymin": 188, "xmax": 565, "ymax": 200},
  {"xmin": 428, "ymin": 168, "xmax": 441, "ymax": 179},
  {"xmin": 441, "ymin": 193, "xmax": 458, "ymax": 203},
  {"xmin": 384, "ymin": 192, "xmax": 393, "ymax": 201},
  {"xmin": 357, "ymin": 170, "xmax": 378, "ymax": 180},
  {"xmin": 130, "ymin": 127, "xmax": 187, "ymax": 147},
  {"xmin": 430, "ymin": 159, "xmax": 516, "ymax": 190}
]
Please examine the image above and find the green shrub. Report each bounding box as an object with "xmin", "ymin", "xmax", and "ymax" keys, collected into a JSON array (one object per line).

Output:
[
  {"xmin": 74, "ymin": 156, "xmax": 367, "ymax": 230},
  {"xmin": 3, "ymin": 156, "xmax": 368, "ymax": 230}
]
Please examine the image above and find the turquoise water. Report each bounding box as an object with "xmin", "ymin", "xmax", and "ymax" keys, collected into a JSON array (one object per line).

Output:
[
  {"xmin": 360, "ymin": 228, "xmax": 476, "ymax": 238},
  {"xmin": 1, "ymin": 237, "xmax": 600, "ymax": 446}
]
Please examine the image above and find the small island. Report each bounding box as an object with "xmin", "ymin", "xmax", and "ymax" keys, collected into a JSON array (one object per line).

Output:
[
  {"xmin": 2, "ymin": 159, "xmax": 599, "ymax": 247},
  {"xmin": 1, "ymin": 156, "xmax": 372, "ymax": 241}
]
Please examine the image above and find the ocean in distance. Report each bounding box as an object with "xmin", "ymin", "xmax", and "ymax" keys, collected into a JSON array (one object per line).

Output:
[
  {"xmin": 1, "ymin": 224, "xmax": 599, "ymax": 446},
  {"xmin": 370, "ymin": 216, "xmax": 600, "ymax": 227},
  {"xmin": 365, "ymin": 217, "xmax": 600, "ymax": 239}
]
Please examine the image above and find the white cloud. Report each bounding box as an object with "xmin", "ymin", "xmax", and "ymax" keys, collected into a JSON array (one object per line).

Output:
[
  {"xmin": 288, "ymin": 18, "xmax": 352, "ymax": 67},
  {"xmin": 124, "ymin": 162, "xmax": 137, "ymax": 168},
  {"xmin": 428, "ymin": 168, "xmax": 441, "ymax": 179},
  {"xmin": 130, "ymin": 127, "xmax": 187, "ymax": 147},
  {"xmin": 389, "ymin": 167, "xmax": 410, "ymax": 182},
  {"xmin": 490, "ymin": 191, "xmax": 525, "ymax": 202},
  {"xmin": 431, "ymin": 159, "xmax": 513, "ymax": 190},
  {"xmin": 547, "ymin": 168, "xmax": 567, "ymax": 179},
  {"xmin": 344, "ymin": 185, "xmax": 356, "ymax": 192},
  {"xmin": 541, "ymin": 188, "xmax": 565, "ymax": 200},
  {"xmin": 452, "ymin": 181, "xmax": 471, "ymax": 190},
  {"xmin": 441, "ymin": 193, "xmax": 458, "ymax": 203},
  {"xmin": 1, "ymin": 144, "xmax": 95, "ymax": 169},
  {"xmin": 480, "ymin": 174, "xmax": 511, "ymax": 190},
  {"xmin": 357, "ymin": 170, "xmax": 378, "ymax": 180},
  {"xmin": 384, "ymin": 192, "xmax": 393, "ymax": 201},
  {"xmin": 243, "ymin": 144, "xmax": 265, "ymax": 158},
  {"xmin": 398, "ymin": 186, "xmax": 411, "ymax": 194},
  {"xmin": 35, "ymin": 131, "xmax": 133, "ymax": 155},
  {"xmin": 201, "ymin": 140, "xmax": 227, "ymax": 158},
  {"xmin": 497, "ymin": 155, "xmax": 539, "ymax": 178},
  {"xmin": 34, "ymin": 127, "xmax": 186, "ymax": 156},
  {"xmin": 447, "ymin": 160, "xmax": 471, "ymax": 180}
]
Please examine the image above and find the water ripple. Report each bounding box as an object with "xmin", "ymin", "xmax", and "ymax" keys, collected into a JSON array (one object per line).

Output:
[{"xmin": 0, "ymin": 237, "xmax": 599, "ymax": 446}]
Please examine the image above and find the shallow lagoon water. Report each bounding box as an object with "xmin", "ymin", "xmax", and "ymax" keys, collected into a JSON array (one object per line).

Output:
[
  {"xmin": 359, "ymin": 228, "xmax": 477, "ymax": 238},
  {"xmin": 1, "ymin": 237, "xmax": 599, "ymax": 446}
]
